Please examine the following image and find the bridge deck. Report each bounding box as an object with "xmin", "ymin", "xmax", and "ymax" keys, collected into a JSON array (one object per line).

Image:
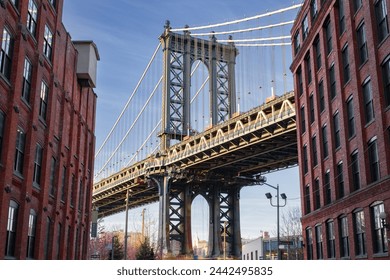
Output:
[{"xmin": 92, "ymin": 92, "xmax": 297, "ymax": 218}]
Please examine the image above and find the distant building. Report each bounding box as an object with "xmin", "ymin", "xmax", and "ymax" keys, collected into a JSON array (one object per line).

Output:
[
  {"xmin": 242, "ymin": 234, "xmax": 303, "ymax": 260},
  {"xmin": 193, "ymin": 237, "xmax": 208, "ymax": 259},
  {"xmin": 291, "ymin": 0, "xmax": 390, "ymax": 259},
  {"xmin": 0, "ymin": 0, "xmax": 99, "ymax": 259}
]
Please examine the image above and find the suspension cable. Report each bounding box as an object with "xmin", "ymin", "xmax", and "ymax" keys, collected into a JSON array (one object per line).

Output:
[
  {"xmin": 96, "ymin": 76, "xmax": 163, "ymax": 176},
  {"xmin": 236, "ymin": 42, "xmax": 291, "ymax": 47},
  {"xmin": 170, "ymin": 4, "xmax": 302, "ymax": 32},
  {"xmin": 95, "ymin": 42, "xmax": 161, "ymax": 158},
  {"xmin": 192, "ymin": 20, "xmax": 295, "ymax": 37},
  {"xmin": 217, "ymin": 35, "xmax": 290, "ymax": 43}
]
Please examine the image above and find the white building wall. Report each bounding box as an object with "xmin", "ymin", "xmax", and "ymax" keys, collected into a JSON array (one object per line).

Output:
[{"xmin": 242, "ymin": 237, "xmax": 263, "ymax": 260}]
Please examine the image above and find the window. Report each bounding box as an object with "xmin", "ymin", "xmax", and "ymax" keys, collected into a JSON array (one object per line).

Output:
[
  {"xmin": 78, "ymin": 179, "xmax": 84, "ymax": 211},
  {"xmin": 26, "ymin": 209, "xmax": 37, "ymax": 259},
  {"xmin": 333, "ymin": 112, "xmax": 340, "ymax": 149},
  {"xmin": 346, "ymin": 97, "xmax": 355, "ymax": 138},
  {"xmin": 336, "ymin": 161, "xmax": 344, "ymax": 199},
  {"xmin": 44, "ymin": 217, "xmax": 51, "ymax": 259},
  {"xmin": 0, "ymin": 27, "xmax": 14, "ymax": 80},
  {"xmin": 312, "ymin": 136, "xmax": 318, "ymax": 167},
  {"xmin": 329, "ymin": 64, "xmax": 336, "ymax": 99},
  {"xmin": 39, "ymin": 81, "xmax": 49, "ymax": 120},
  {"xmin": 371, "ymin": 202, "xmax": 388, "ymax": 254},
  {"xmin": 315, "ymin": 225, "xmax": 323, "ymax": 259},
  {"xmin": 10, "ymin": 0, "xmax": 19, "ymax": 8},
  {"xmin": 56, "ymin": 223, "xmax": 62, "ymax": 259},
  {"xmin": 351, "ymin": 150, "xmax": 360, "ymax": 191},
  {"xmin": 33, "ymin": 144, "xmax": 43, "ymax": 187},
  {"xmin": 309, "ymin": 94, "xmax": 315, "ymax": 124},
  {"xmin": 6, "ymin": 200, "xmax": 19, "ymax": 258},
  {"xmin": 294, "ymin": 31, "xmax": 300, "ymax": 55},
  {"xmin": 338, "ymin": 0, "xmax": 345, "ymax": 34},
  {"xmin": 0, "ymin": 110, "xmax": 5, "ymax": 161},
  {"xmin": 61, "ymin": 166, "xmax": 66, "ymax": 201},
  {"xmin": 49, "ymin": 157, "xmax": 56, "ymax": 196},
  {"xmin": 324, "ymin": 170, "xmax": 331, "ymax": 205},
  {"xmin": 326, "ymin": 220, "xmax": 336, "ymax": 258},
  {"xmin": 368, "ymin": 137, "xmax": 380, "ymax": 183},
  {"xmin": 43, "ymin": 25, "xmax": 53, "ymax": 61},
  {"xmin": 342, "ymin": 45, "xmax": 350, "ymax": 84},
  {"xmin": 305, "ymin": 53, "xmax": 312, "ymax": 84},
  {"xmin": 303, "ymin": 145, "xmax": 308, "ymax": 174},
  {"xmin": 302, "ymin": 14, "xmax": 309, "ymax": 41},
  {"xmin": 375, "ymin": 0, "xmax": 389, "ymax": 43},
  {"xmin": 22, "ymin": 58, "xmax": 33, "ymax": 103},
  {"xmin": 300, "ymin": 105, "xmax": 306, "ymax": 134},
  {"xmin": 353, "ymin": 0, "xmax": 362, "ymax": 13},
  {"xmin": 354, "ymin": 210, "xmax": 366, "ymax": 256},
  {"xmin": 297, "ymin": 67, "xmax": 303, "ymax": 96},
  {"xmin": 70, "ymin": 174, "xmax": 75, "ymax": 206},
  {"xmin": 27, "ymin": 0, "xmax": 38, "ymax": 36},
  {"xmin": 314, "ymin": 178, "xmax": 320, "ymax": 210},
  {"xmin": 357, "ymin": 23, "xmax": 368, "ymax": 65},
  {"xmin": 310, "ymin": 0, "xmax": 318, "ymax": 20},
  {"xmin": 322, "ymin": 125, "xmax": 329, "ymax": 159},
  {"xmin": 382, "ymin": 57, "xmax": 390, "ymax": 107},
  {"xmin": 49, "ymin": 0, "xmax": 57, "ymax": 8},
  {"xmin": 318, "ymin": 80, "xmax": 325, "ymax": 112},
  {"xmin": 305, "ymin": 185, "xmax": 311, "ymax": 214},
  {"xmin": 314, "ymin": 37, "xmax": 322, "ymax": 71},
  {"xmin": 324, "ymin": 18, "xmax": 333, "ymax": 55},
  {"xmin": 339, "ymin": 216, "xmax": 350, "ymax": 258},
  {"xmin": 306, "ymin": 228, "xmax": 313, "ymax": 260},
  {"xmin": 362, "ymin": 79, "xmax": 374, "ymax": 124},
  {"xmin": 14, "ymin": 127, "xmax": 26, "ymax": 175}
]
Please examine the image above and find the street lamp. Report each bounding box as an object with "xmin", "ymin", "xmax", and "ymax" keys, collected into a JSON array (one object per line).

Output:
[{"xmin": 259, "ymin": 177, "xmax": 287, "ymax": 260}]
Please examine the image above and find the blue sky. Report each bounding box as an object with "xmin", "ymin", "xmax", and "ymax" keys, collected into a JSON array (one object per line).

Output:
[{"xmin": 62, "ymin": 0, "xmax": 302, "ymax": 241}]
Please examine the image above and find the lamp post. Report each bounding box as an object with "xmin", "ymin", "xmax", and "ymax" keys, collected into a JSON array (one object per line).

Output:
[
  {"xmin": 259, "ymin": 177, "xmax": 287, "ymax": 260},
  {"xmin": 124, "ymin": 189, "xmax": 131, "ymax": 260}
]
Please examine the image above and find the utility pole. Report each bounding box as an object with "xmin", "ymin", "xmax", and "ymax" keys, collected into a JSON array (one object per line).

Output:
[{"xmin": 141, "ymin": 208, "xmax": 146, "ymax": 242}]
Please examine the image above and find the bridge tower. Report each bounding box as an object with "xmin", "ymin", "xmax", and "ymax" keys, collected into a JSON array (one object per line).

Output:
[
  {"xmin": 155, "ymin": 22, "xmax": 241, "ymax": 259},
  {"xmin": 159, "ymin": 21, "xmax": 238, "ymax": 150}
]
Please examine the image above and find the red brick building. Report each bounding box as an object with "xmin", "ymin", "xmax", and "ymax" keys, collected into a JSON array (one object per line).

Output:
[
  {"xmin": 0, "ymin": 0, "xmax": 99, "ymax": 259},
  {"xmin": 291, "ymin": 0, "xmax": 390, "ymax": 259}
]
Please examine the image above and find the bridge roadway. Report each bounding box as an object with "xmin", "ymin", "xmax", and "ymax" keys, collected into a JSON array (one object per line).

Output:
[{"xmin": 92, "ymin": 91, "xmax": 297, "ymax": 218}]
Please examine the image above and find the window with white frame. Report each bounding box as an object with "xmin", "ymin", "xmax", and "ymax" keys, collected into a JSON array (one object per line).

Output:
[
  {"xmin": 357, "ymin": 22, "xmax": 368, "ymax": 65},
  {"xmin": 375, "ymin": 0, "xmax": 389, "ymax": 43},
  {"xmin": 27, "ymin": 0, "xmax": 38, "ymax": 36},
  {"xmin": 354, "ymin": 209, "xmax": 366, "ymax": 256},
  {"xmin": 326, "ymin": 220, "xmax": 336, "ymax": 259},
  {"xmin": 14, "ymin": 127, "xmax": 26, "ymax": 175},
  {"xmin": 26, "ymin": 209, "xmax": 37, "ymax": 259},
  {"xmin": 371, "ymin": 202, "xmax": 388, "ymax": 254},
  {"xmin": 33, "ymin": 143, "xmax": 43, "ymax": 187},
  {"xmin": 368, "ymin": 137, "xmax": 380, "ymax": 183},
  {"xmin": 22, "ymin": 58, "xmax": 32, "ymax": 102},
  {"xmin": 339, "ymin": 215, "xmax": 350, "ymax": 258},
  {"xmin": 39, "ymin": 81, "xmax": 49, "ymax": 120},
  {"xmin": 43, "ymin": 25, "xmax": 53, "ymax": 61},
  {"xmin": 5, "ymin": 200, "xmax": 19, "ymax": 258},
  {"xmin": 0, "ymin": 27, "xmax": 14, "ymax": 80},
  {"xmin": 315, "ymin": 224, "xmax": 323, "ymax": 259}
]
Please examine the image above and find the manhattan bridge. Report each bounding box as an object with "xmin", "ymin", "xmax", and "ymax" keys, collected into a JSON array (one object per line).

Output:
[{"xmin": 92, "ymin": 4, "xmax": 302, "ymax": 259}]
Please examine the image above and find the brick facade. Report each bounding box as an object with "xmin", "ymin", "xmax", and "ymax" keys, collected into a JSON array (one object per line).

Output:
[
  {"xmin": 291, "ymin": 0, "xmax": 390, "ymax": 259},
  {"xmin": 0, "ymin": 0, "xmax": 98, "ymax": 259}
]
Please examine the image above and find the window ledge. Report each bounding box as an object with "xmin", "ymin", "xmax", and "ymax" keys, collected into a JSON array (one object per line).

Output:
[
  {"xmin": 355, "ymin": 254, "xmax": 367, "ymax": 259},
  {"xmin": 373, "ymin": 252, "xmax": 389, "ymax": 258}
]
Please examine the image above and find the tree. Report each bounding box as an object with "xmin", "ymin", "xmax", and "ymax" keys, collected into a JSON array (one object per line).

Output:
[
  {"xmin": 135, "ymin": 237, "xmax": 155, "ymax": 260},
  {"xmin": 110, "ymin": 234, "xmax": 124, "ymax": 260},
  {"xmin": 280, "ymin": 206, "xmax": 303, "ymax": 260}
]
